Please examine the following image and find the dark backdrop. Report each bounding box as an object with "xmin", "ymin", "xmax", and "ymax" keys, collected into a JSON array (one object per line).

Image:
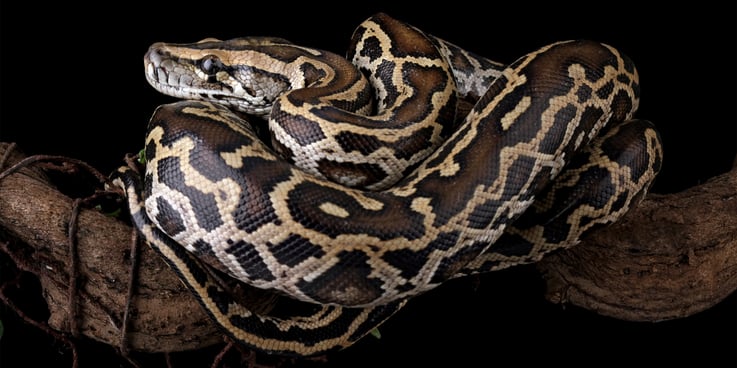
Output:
[{"xmin": 1, "ymin": 2, "xmax": 735, "ymax": 367}]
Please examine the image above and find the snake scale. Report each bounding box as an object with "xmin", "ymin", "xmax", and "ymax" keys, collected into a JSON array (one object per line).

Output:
[{"xmin": 112, "ymin": 13, "xmax": 663, "ymax": 356}]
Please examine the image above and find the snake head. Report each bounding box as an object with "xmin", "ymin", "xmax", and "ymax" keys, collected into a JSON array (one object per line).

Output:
[{"xmin": 144, "ymin": 37, "xmax": 296, "ymax": 117}]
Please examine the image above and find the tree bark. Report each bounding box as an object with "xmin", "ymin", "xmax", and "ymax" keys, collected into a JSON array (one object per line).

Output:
[
  {"xmin": 538, "ymin": 168, "xmax": 737, "ymax": 321},
  {"xmin": 0, "ymin": 143, "xmax": 222, "ymax": 353},
  {"xmin": 1, "ymin": 141, "xmax": 735, "ymax": 353}
]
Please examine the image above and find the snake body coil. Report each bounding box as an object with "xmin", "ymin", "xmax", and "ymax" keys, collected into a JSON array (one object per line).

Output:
[{"xmin": 114, "ymin": 13, "xmax": 663, "ymax": 356}]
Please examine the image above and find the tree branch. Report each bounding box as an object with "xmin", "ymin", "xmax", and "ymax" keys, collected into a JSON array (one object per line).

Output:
[
  {"xmin": 1, "ymin": 141, "xmax": 735, "ymax": 353},
  {"xmin": 538, "ymin": 168, "xmax": 737, "ymax": 321},
  {"xmin": 0, "ymin": 142, "xmax": 222, "ymax": 353}
]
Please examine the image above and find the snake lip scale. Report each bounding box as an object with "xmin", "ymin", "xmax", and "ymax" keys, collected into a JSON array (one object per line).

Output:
[{"xmin": 115, "ymin": 12, "xmax": 663, "ymax": 356}]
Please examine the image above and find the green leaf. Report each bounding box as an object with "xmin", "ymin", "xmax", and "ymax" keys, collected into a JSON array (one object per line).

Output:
[
  {"xmin": 105, "ymin": 208, "xmax": 122, "ymax": 218},
  {"xmin": 94, "ymin": 205, "xmax": 122, "ymax": 218},
  {"xmin": 370, "ymin": 328, "xmax": 381, "ymax": 339},
  {"xmin": 137, "ymin": 148, "xmax": 146, "ymax": 164}
]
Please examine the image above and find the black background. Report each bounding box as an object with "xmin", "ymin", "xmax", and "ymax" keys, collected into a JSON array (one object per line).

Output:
[{"xmin": 1, "ymin": 2, "xmax": 735, "ymax": 367}]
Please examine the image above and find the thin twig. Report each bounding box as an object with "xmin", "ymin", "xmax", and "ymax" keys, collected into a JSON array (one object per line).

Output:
[
  {"xmin": 211, "ymin": 340, "xmax": 235, "ymax": 368},
  {"xmin": 0, "ymin": 142, "xmax": 17, "ymax": 170},
  {"xmin": 67, "ymin": 198, "xmax": 82, "ymax": 338},
  {"xmin": 120, "ymin": 352, "xmax": 143, "ymax": 368},
  {"xmin": 165, "ymin": 352, "xmax": 174, "ymax": 368},
  {"xmin": 0, "ymin": 154, "xmax": 113, "ymax": 188},
  {"xmin": 0, "ymin": 240, "xmax": 40, "ymax": 275},
  {"xmin": 0, "ymin": 273, "xmax": 80, "ymax": 368},
  {"xmin": 68, "ymin": 189, "xmax": 126, "ymax": 340},
  {"xmin": 120, "ymin": 227, "xmax": 141, "ymax": 358},
  {"xmin": 0, "ymin": 238, "xmax": 126, "ymax": 337}
]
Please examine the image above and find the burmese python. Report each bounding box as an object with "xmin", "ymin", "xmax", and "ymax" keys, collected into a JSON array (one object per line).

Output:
[{"xmin": 112, "ymin": 13, "xmax": 663, "ymax": 356}]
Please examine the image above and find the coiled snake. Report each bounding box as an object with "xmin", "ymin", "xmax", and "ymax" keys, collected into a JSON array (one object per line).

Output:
[{"xmin": 113, "ymin": 13, "xmax": 663, "ymax": 356}]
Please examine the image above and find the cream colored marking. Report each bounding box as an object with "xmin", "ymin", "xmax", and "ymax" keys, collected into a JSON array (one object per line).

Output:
[
  {"xmin": 500, "ymin": 96, "xmax": 531, "ymax": 130},
  {"xmin": 347, "ymin": 191, "xmax": 385, "ymax": 211},
  {"xmin": 135, "ymin": 218, "xmax": 384, "ymax": 355},
  {"xmin": 319, "ymin": 202, "xmax": 350, "ymax": 218},
  {"xmin": 221, "ymin": 143, "xmax": 275, "ymax": 167},
  {"xmin": 428, "ymin": 70, "xmax": 527, "ymax": 178}
]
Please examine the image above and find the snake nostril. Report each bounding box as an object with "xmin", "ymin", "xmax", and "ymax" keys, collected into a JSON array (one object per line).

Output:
[{"xmin": 144, "ymin": 45, "xmax": 165, "ymax": 66}]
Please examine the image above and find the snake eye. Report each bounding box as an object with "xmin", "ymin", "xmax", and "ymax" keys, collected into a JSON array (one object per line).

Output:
[{"xmin": 200, "ymin": 55, "xmax": 224, "ymax": 76}]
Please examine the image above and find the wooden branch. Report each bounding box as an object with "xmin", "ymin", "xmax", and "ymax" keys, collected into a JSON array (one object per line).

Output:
[
  {"xmin": 1, "ymin": 140, "xmax": 736, "ymax": 353},
  {"xmin": 0, "ymin": 143, "xmax": 222, "ymax": 353},
  {"xmin": 538, "ymin": 167, "xmax": 737, "ymax": 321}
]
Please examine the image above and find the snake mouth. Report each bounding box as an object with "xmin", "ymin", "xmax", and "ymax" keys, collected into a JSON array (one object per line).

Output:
[
  {"xmin": 145, "ymin": 48, "xmax": 205, "ymax": 97},
  {"xmin": 144, "ymin": 53, "xmax": 233, "ymax": 106},
  {"xmin": 144, "ymin": 47, "xmax": 273, "ymax": 116},
  {"xmin": 145, "ymin": 45, "xmax": 216, "ymax": 95},
  {"xmin": 146, "ymin": 71, "xmax": 271, "ymax": 118},
  {"xmin": 145, "ymin": 66, "xmax": 272, "ymax": 116}
]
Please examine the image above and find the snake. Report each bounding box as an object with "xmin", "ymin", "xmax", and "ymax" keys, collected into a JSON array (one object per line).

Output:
[{"xmin": 112, "ymin": 13, "xmax": 663, "ymax": 356}]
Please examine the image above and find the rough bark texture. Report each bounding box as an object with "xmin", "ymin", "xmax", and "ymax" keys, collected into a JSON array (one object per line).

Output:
[
  {"xmin": 538, "ymin": 168, "xmax": 737, "ymax": 321},
  {"xmin": 0, "ymin": 143, "xmax": 222, "ymax": 353},
  {"xmin": 0, "ymin": 141, "xmax": 736, "ymax": 353}
]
